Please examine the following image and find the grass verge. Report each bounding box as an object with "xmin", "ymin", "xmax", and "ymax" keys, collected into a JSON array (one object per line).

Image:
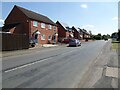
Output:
[{"xmin": 112, "ymin": 41, "xmax": 120, "ymax": 50}]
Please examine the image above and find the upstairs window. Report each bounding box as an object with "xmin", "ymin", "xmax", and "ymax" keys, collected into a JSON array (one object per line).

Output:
[
  {"xmin": 41, "ymin": 23, "xmax": 45, "ymax": 28},
  {"xmin": 48, "ymin": 25, "xmax": 52, "ymax": 30},
  {"xmin": 54, "ymin": 26, "xmax": 56, "ymax": 31},
  {"xmin": 33, "ymin": 21, "xmax": 38, "ymax": 27}
]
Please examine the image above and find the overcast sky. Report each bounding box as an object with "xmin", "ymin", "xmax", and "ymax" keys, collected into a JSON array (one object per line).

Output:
[{"xmin": 1, "ymin": 1, "xmax": 119, "ymax": 35}]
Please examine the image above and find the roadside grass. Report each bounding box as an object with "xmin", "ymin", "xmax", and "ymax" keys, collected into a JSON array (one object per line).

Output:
[
  {"xmin": 112, "ymin": 40, "xmax": 120, "ymax": 43},
  {"xmin": 112, "ymin": 41, "xmax": 120, "ymax": 50}
]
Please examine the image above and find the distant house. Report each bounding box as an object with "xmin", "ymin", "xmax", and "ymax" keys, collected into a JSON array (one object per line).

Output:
[
  {"xmin": 72, "ymin": 26, "xmax": 83, "ymax": 40},
  {"xmin": 81, "ymin": 29, "xmax": 90, "ymax": 39},
  {"xmin": 56, "ymin": 21, "xmax": 73, "ymax": 42},
  {"xmin": 3, "ymin": 5, "xmax": 58, "ymax": 45}
]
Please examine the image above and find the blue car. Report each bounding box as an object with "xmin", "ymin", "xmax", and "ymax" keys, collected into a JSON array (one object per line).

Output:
[{"xmin": 69, "ymin": 39, "xmax": 81, "ymax": 47}]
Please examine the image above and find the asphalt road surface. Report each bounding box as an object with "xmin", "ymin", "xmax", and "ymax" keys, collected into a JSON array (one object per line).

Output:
[{"xmin": 2, "ymin": 40, "xmax": 109, "ymax": 88}]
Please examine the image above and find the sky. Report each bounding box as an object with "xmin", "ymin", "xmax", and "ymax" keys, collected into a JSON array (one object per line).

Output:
[{"xmin": 0, "ymin": 2, "xmax": 118, "ymax": 35}]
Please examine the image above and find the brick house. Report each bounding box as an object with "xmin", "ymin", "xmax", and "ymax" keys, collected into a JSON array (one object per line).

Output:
[
  {"xmin": 72, "ymin": 26, "xmax": 83, "ymax": 40},
  {"xmin": 82, "ymin": 29, "xmax": 91, "ymax": 39},
  {"xmin": 56, "ymin": 21, "xmax": 73, "ymax": 42},
  {"xmin": 4, "ymin": 5, "xmax": 58, "ymax": 45}
]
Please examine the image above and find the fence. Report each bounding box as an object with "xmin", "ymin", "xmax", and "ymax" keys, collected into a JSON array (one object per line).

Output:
[{"xmin": 1, "ymin": 33, "xmax": 29, "ymax": 51}]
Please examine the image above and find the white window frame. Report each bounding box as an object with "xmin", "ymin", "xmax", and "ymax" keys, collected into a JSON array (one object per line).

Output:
[
  {"xmin": 54, "ymin": 26, "xmax": 56, "ymax": 31},
  {"xmin": 33, "ymin": 21, "xmax": 38, "ymax": 27},
  {"xmin": 41, "ymin": 34, "xmax": 45, "ymax": 40},
  {"xmin": 48, "ymin": 35, "xmax": 52, "ymax": 40},
  {"xmin": 48, "ymin": 24, "xmax": 52, "ymax": 30},
  {"xmin": 41, "ymin": 23, "xmax": 45, "ymax": 29}
]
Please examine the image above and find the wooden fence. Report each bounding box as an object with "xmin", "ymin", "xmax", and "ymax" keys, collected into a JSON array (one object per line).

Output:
[{"xmin": 1, "ymin": 33, "xmax": 29, "ymax": 51}]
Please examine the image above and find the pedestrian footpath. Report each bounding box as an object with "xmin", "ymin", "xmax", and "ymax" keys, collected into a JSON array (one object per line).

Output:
[
  {"xmin": 93, "ymin": 49, "xmax": 119, "ymax": 88},
  {"xmin": 1, "ymin": 44, "xmax": 59, "ymax": 58}
]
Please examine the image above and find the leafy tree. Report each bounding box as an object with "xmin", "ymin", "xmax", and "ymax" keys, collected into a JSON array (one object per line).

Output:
[
  {"xmin": 102, "ymin": 35, "xmax": 107, "ymax": 40},
  {"xmin": 111, "ymin": 32, "xmax": 118, "ymax": 38},
  {"xmin": 93, "ymin": 33, "xmax": 102, "ymax": 40},
  {"xmin": 106, "ymin": 34, "xmax": 111, "ymax": 38}
]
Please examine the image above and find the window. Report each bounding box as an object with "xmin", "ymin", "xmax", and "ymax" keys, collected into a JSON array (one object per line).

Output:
[
  {"xmin": 33, "ymin": 21, "xmax": 38, "ymax": 27},
  {"xmin": 41, "ymin": 23, "xmax": 45, "ymax": 28},
  {"xmin": 54, "ymin": 26, "xmax": 56, "ymax": 31},
  {"xmin": 48, "ymin": 25, "xmax": 52, "ymax": 30},
  {"xmin": 41, "ymin": 34, "xmax": 45, "ymax": 40},
  {"xmin": 48, "ymin": 35, "xmax": 52, "ymax": 40}
]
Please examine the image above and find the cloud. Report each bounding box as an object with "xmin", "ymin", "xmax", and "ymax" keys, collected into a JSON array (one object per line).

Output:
[
  {"xmin": 0, "ymin": 19, "xmax": 4, "ymax": 27},
  {"xmin": 80, "ymin": 4, "xmax": 88, "ymax": 8}
]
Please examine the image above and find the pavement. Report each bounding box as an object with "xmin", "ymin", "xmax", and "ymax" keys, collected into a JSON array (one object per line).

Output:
[
  {"xmin": 2, "ymin": 40, "xmax": 106, "ymax": 88},
  {"xmin": 77, "ymin": 40, "xmax": 119, "ymax": 88},
  {"xmin": 1, "ymin": 44, "xmax": 61, "ymax": 58}
]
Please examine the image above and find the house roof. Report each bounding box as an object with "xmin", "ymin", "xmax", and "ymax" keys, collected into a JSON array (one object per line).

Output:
[
  {"xmin": 56, "ymin": 21, "xmax": 72, "ymax": 32},
  {"xmin": 82, "ymin": 29, "xmax": 90, "ymax": 35},
  {"xmin": 15, "ymin": 5, "xmax": 57, "ymax": 26},
  {"xmin": 59, "ymin": 22, "xmax": 69, "ymax": 30},
  {"xmin": 72, "ymin": 26, "xmax": 80, "ymax": 33}
]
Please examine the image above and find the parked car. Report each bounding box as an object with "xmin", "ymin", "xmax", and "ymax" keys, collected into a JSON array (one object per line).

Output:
[
  {"xmin": 69, "ymin": 39, "xmax": 81, "ymax": 47},
  {"xmin": 62, "ymin": 38, "xmax": 70, "ymax": 44}
]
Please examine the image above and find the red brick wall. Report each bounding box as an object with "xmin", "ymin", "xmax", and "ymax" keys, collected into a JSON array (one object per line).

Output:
[
  {"xmin": 57, "ymin": 23, "xmax": 66, "ymax": 38},
  {"xmin": 30, "ymin": 20, "xmax": 58, "ymax": 44},
  {"xmin": 5, "ymin": 6, "xmax": 29, "ymax": 36},
  {"xmin": 56, "ymin": 22, "xmax": 69, "ymax": 42},
  {"xmin": 66, "ymin": 32, "xmax": 70, "ymax": 38},
  {"xmin": 73, "ymin": 29, "xmax": 79, "ymax": 39}
]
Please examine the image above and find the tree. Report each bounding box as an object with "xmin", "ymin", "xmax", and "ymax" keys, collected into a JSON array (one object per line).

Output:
[
  {"xmin": 106, "ymin": 34, "xmax": 111, "ymax": 38},
  {"xmin": 102, "ymin": 35, "xmax": 107, "ymax": 40},
  {"xmin": 111, "ymin": 32, "xmax": 118, "ymax": 39},
  {"xmin": 93, "ymin": 33, "xmax": 102, "ymax": 40}
]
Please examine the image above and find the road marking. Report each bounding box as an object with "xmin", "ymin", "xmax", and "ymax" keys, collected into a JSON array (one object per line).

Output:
[
  {"xmin": 4, "ymin": 58, "xmax": 49, "ymax": 73},
  {"xmin": 4, "ymin": 49, "xmax": 79, "ymax": 73}
]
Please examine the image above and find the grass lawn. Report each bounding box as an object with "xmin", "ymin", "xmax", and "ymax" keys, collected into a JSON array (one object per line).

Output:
[
  {"xmin": 112, "ymin": 42, "xmax": 120, "ymax": 50},
  {"xmin": 112, "ymin": 40, "xmax": 120, "ymax": 43}
]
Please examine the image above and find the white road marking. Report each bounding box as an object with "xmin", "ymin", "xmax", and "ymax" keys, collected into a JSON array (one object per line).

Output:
[
  {"xmin": 4, "ymin": 49, "xmax": 78, "ymax": 73},
  {"xmin": 4, "ymin": 58, "xmax": 49, "ymax": 73}
]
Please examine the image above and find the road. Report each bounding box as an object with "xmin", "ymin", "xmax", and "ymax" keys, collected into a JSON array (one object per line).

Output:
[{"xmin": 2, "ymin": 40, "xmax": 109, "ymax": 88}]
